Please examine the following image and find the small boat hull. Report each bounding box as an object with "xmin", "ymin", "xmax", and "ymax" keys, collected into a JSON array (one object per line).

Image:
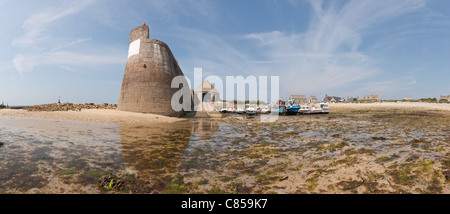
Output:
[
  {"xmin": 299, "ymin": 109, "xmax": 311, "ymax": 114},
  {"xmin": 286, "ymin": 105, "xmax": 300, "ymax": 115},
  {"xmin": 310, "ymin": 108, "xmax": 323, "ymax": 114}
]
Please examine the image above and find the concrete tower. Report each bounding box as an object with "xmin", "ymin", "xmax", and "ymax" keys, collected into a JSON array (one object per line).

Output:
[{"xmin": 118, "ymin": 24, "xmax": 189, "ymax": 116}]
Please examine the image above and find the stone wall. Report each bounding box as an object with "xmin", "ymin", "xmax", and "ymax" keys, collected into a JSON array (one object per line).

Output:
[{"xmin": 118, "ymin": 25, "xmax": 189, "ymax": 116}]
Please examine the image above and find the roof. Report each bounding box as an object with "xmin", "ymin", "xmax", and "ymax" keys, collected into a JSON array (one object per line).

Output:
[
  {"xmin": 194, "ymin": 80, "xmax": 219, "ymax": 93},
  {"xmin": 325, "ymin": 96, "xmax": 344, "ymax": 101},
  {"xmin": 289, "ymin": 95, "xmax": 307, "ymax": 99}
]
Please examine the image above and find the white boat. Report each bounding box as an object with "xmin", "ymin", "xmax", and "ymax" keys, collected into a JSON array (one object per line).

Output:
[
  {"xmin": 236, "ymin": 107, "xmax": 245, "ymax": 114},
  {"xmin": 310, "ymin": 106, "xmax": 322, "ymax": 114},
  {"xmin": 320, "ymin": 102, "xmax": 331, "ymax": 114},
  {"xmin": 310, "ymin": 102, "xmax": 331, "ymax": 114},
  {"xmin": 299, "ymin": 104, "xmax": 311, "ymax": 114},
  {"xmin": 260, "ymin": 107, "xmax": 270, "ymax": 114},
  {"xmin": 220, "ymin": 107, "xmax": 228, "ymax": 113},
  {"xmin": 246, "ymin": 104, "xmax": 258, "ymax": 115}
]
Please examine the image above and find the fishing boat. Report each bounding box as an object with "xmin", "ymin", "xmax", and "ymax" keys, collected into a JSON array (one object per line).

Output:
[
  {"xmin": 299, "ymin": 104, "xmax": 311, "ymax": 114},
  {"xmin": 273, "ymin": 100, "xmax": 286, "ymax": 115},
  {"xmin": 285, "ymin": 100, "xmax": 300, "ymax": 115}
]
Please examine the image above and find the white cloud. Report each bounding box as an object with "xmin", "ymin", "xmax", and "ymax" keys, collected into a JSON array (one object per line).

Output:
[
  {"xmin": 10, "ymin": 0, "xmax": 128, "ymax": 78},
  {"xmin": 12, "ymin": 0, "xmax": 97, "ymax": 48},
  {"xmin": 240, "ymin": 0, "xmax": 427, "ymax": 96},
  {"xmin": 13, "ymin": 51, "xmax": 124, "ymax": 77}
]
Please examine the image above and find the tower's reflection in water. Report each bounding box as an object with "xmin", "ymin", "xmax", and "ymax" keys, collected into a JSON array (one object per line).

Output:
[{"xmin": 118, "ymin": 119, "xmax": 219, "ymax": 193}]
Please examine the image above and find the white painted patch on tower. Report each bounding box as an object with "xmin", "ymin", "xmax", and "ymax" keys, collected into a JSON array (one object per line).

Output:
[{"xmin": 128, "ymin": 39, "xmax": 140, "ymax": 59}]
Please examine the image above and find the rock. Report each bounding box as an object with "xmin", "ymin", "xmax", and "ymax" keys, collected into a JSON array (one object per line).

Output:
[
  {"xmin": 0, "ymin": 142, "xmax": 4, "ymax": 147},
  {"xmin": 24, "ymin": 103, "xmax": 118, "ymax": 112},
  {"xmin": 443, "ymin": 170, "xmax": 450, "ymax": 181},
  {"xmin": 279, "ymin": 176, "xmax": 289, "ymax": 181},
  {"xmin": 97, "ymin": 173, "xmax": 125, "ymax": 191}
]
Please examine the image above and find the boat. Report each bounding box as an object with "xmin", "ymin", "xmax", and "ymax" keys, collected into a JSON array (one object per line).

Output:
[
  {"xmin": 246, "ymin": 104, "xmax": 258, "ymax": 115},
  {"xmin": 285, "ymin": 100, "xmax": 300, "ymax": 115},
  {"xmin": 273, "ymin": 100, "xmax": 286, "ymax": 115},
  {"xmin": 310, "ymin": 102, "xmax": 331, "ymax": 114},
  {"xmin": 299, "ymin": 104, "xmax": 311, "ymax": 114},
  {"xmin": 260, "ymin": 107, "xmax": 270, "ymax": 114},
  {"xmin": 310, "ymin": 104, "xmax": 323, "ymax": 114},
  {"xmin": 220, "ymin": 107, "xmax": 228, "ymax": 113},
  {"xmin": 320, "ymin": 102, "xmax": 331, "ymax": 114},
  {"xmin": 236, "ymin": 106, "xmax": 245, "ymax": 114}
]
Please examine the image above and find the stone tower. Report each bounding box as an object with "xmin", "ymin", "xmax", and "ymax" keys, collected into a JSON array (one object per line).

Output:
[{"xmin": 118, "ymin": 24, "xmax": 189, "ymax": 116}]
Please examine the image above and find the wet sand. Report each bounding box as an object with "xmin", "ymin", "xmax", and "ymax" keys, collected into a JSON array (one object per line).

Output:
[
  {"xmin": 0, "ymin": 109, "xmax": 184, "ymax": 123},
  {"xmin": 196, "ymin": 103, "xmax": 449, "ymax": 194},
  {"xmin": 0, "ymin": 103, "xmax": 449, "ymax": 194}
]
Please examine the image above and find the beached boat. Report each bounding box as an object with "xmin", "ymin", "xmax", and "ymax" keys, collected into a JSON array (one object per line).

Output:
[
  {"xmin": 299, "ymin": 104, "xmax": 311, "ymax": 114},
  {"xmin": 310, "ymin": 102, "xmax": 331, "ymax": 114},
  {"xmin": 220, "ymin": 107, "xmax": 227, "ymax": 113},
  {"xmin": 246, "ymin": 104, "xmax": 258, "ymax": 115},
  {"xmin": 236, "ymin": 107, "xmax": 245, "ymax": 114},
  {"xmin": 260, "ymin": 107, "xmax": 270, "ymax": 114},
  {"xmin": 320, "ymin": 102, "xmax": 331, "ymax": 114},
  {"xmin": 310, "ymin": 104, "xmax": 323, "ymax": 114},
  {"xmin": 286, "ymin": 100, "xmax": 300, "ymax": 115},
  {"xmin": 273, "ymin": 100, "xmax": 287, "ymax": 115}
]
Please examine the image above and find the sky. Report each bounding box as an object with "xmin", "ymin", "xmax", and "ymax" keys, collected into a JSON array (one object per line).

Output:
[{"xmin": 0, "ymin": 0, "xmax": 449, "ymax": 106}]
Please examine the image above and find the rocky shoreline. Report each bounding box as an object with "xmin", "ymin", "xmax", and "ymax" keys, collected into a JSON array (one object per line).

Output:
[{"xmin": 23, "ymin": 103, "xmax": 117, "ymax": 112}]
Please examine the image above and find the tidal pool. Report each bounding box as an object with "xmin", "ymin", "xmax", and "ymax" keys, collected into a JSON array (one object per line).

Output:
[{"xmin": 0, "ymin": 116, "xmax": 247, "ymax": 193}]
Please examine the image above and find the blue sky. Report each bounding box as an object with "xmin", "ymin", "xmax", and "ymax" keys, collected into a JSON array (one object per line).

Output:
[{"xmin": 0, "ymin": 0, "xmax": 449, "ymax": 105}]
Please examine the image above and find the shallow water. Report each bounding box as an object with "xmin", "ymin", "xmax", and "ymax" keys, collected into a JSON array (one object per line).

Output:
[{"xmin": 0, "ymin": 116, "xmax": 249, "ymax": 193}]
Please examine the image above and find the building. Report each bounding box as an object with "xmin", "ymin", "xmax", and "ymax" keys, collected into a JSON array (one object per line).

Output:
[
  {"xmin": 361, "ymin": 95, "xmax": 380, "ymax": 101},
  {"xmin": 193, "ymin": 80, "xmax": 222, "ymax": 117},
  {"xmin": 323, "ymin": 94, "xmax": 345, "ymax": 103},
  {"xmin": 308, "ymin": 96, "xmax": 318, "ymax": 104},
  {"xmin": 194, "ymin": 80, "xmax": 220, "ymax": 103},
  {"xmin": 347, "ymin": 96, "xmax": 359, "ymax": 102},
  {"xmin": 289, "ymin": 95, "xmax": 307, "ymax": 104},
  {"xmin": 403, "ymin": 97, "xmax": 413, "ymax": 101},
  {"xmin": 118, "ymin": 24, "xmax": 191, "ymax": 116},
  {"xmin": 440, "ymin": 95, "xmax": 450, "ymax": 102}
]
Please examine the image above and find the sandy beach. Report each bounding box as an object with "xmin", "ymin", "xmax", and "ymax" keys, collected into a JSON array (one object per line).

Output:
[{"xmin": 0, "ymin": 109, "xmax": 184, "ymax": 123}]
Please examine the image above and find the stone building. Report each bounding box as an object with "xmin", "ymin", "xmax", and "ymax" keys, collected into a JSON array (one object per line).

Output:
[
  {"xmin": 361, "ymin": 95, "xmax": 380, "ymax": 101},
  {"xmin": 323, "ymin": 94, "xmax": 345, "ymax": 103},
  {"xmin": 440, "ymin": 95, "xmax": 450, "ymax": 102},
  {"xmin": 118, "ymin": 24, "xmax": 190, "ymax": 116},
  {"xmin": 193, "ymin": 80, "xmax": 222, "ymax": 117},
  {"xmin": 289, "ymin": 95, "xmax": 307, "ymax": 104},
  {"xmin": 194, "ymin": 80, "xmax": 220, "ymax": 104},
  {"xmin": 308, "ymin": 96, "xmax": 318, "ymax": 104},
  {"xmin": 347, "ymin": 96, "xmax": 359, "ymax": 102}
]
